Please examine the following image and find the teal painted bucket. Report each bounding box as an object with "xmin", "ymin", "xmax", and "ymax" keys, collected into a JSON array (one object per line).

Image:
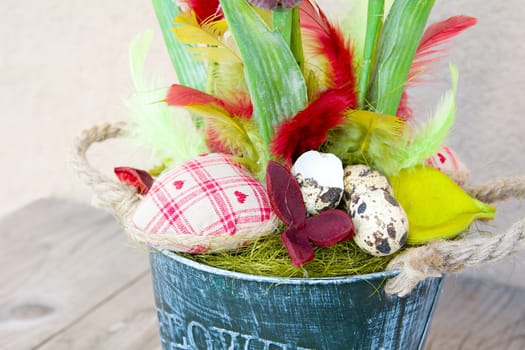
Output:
[{"xmin": 150, "ymin": 250, "xmax": 443, "ymax": 350}]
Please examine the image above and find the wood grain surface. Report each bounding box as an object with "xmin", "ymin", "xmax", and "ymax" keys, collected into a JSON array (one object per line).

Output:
[{"xmin": 0, "ymin": 199, "xmax": 523, "ymax": 349}]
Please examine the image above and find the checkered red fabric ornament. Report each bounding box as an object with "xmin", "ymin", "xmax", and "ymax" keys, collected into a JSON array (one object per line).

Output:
[{"xmin": 131, "ymin": 153, "xmax": 273, "ymax": 253}]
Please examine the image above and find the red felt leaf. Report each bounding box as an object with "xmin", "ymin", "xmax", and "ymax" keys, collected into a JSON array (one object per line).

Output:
[
  {"xmin": 114, "ymin": 167, "xmax": 154, "ymax": 195},
  {"xmin": 304, "ymin": 209, "xmax": 354, "ymax": 247},
  {"xmin": 300, "ymin": 0, "xmax": 357, "ymax": 104},
  {"xmin": 280, "ymin": 226, "xmax": 314, "ymax": 267},
  {"xmin": 266, "ymin": 161, "xmax": 306, "ymax": 225},
  {"xmin": 185, "ymin": 0, "xmax": 222, "ymax": 24},
  {"xmin": 271, "ymin": 89, "xmax": 350, "ymax": 165}
]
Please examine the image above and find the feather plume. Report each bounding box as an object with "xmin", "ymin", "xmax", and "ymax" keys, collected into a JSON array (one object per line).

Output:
[
  {"xmin": 184, "ymin": 0, "xmax": 222, "ymax": 24},
  {"xmin": 172, "ymin": 11, "xmax": 241, "ymax": 63},
  {"xmin": 271, "ymin": 89, "xmax": 350, "ymax": 165},
  {"xmin": 396, "ymin": 65, "xmax": 459, "ymax": 170},
  {"xmin": 300, "ymin": 0, "xmax": 357, "ymax": 105},
  {"xmin": 166, "ymin": 84, "xmax": 252, "ymax": 118},
  {"xmin": 322, "ymin": 109, "xmax": 406, "ymax": 176},
  {"xmin": 396, "ymin": 90, "xmax": 413, "ymax": 121},
  {"xmin": 397, "ymin": 16, "xmax": 476, "ymax": 120},
  {"xmin": 409, "ymin": 15, "xmax": 476, "ymax": 81},
  {"xmin": 125, "ymin": 31, "xmax": 208, "ymax": 169},
  {"xmin": 166, "ymin": 84, "xmax": 261, "ymax": 172}
]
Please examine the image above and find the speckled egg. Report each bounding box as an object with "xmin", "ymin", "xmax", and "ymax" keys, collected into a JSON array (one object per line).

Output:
[
  {"xmin": 343, "ymin": 164, "xmax": 393, "ymax": 212},
  {"xmin": 349, "ymin": 189, "xmax": 408, "ymax": 256},
  {"xmin": 291, "ymin": 151, "xmax": 344, "ymax": 215}
]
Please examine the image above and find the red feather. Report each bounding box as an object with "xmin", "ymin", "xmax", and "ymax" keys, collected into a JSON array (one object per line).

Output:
[
  {"xmin": 409, "ymin": 16, "xmax": 477, "ymax": 82},
  {"xmin": 300, "ymin": 0, "xmax": 357, "ymax": 106},
  {"xmin": 167, "ymin": 84, "xmax": 223, "ymax": 107},
  {"xmin": 398, "ymin": 16, "xmax": 477, "ymax": 119},
  {"xmin": 271, "ymin": 89, "xmax": 349, "ymax": 165},
  {"xmin": 166, "ymin": 84, "xmax": 252, "ymax": 118},
  {"xmin": 396, "ymin": 90, "xmax": 414, "ymax": 121},
  {"xmin": 184, "ymin": 0, "xmax": 222, "ymax": 24}
]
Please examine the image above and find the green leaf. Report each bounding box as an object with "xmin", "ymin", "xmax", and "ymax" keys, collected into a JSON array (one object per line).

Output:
[
  {"xmin": 151, "ymin": 0, "xmax": 207, "ymax": 90},
  {"xmin": 366, "ymin": 0, "xmax": 435, "ymax": 115},
  {"xmin": 389, "ymin": 166, "xmax": 496, "ymax": 245},
  {"xmin": 220, "ymin": 0, "xmax": 308, "ymax": 145},
  {"xmin": 358, "ymin": 0, "xmax": 385, "ymax": 108}
]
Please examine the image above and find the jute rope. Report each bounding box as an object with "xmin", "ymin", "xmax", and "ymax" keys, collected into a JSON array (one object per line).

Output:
[
  {"xmin": 72, "ymin": 122, "xmax": 525, "ymax": 297},
  {"xmin": 71, "ymin": 122, "xmax": 279, "ymax": 253},
  {"xmin": 71, "ymin": 122, "xmax": 142, "ymax": 225},
  {"xmin": 385, "ymin": 178, "xmax": 525, "ymax": 296}
]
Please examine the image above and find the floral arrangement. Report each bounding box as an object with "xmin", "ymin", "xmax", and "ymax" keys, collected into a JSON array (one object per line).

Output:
[{"xmin": 115, "ymin": 0, "xmax": 496, "ymax": 276}]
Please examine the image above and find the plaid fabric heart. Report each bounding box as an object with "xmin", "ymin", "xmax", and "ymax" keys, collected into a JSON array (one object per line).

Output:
[{"xmin": 131, "ymin": 153, "xmax": 272, "ymax": 253}]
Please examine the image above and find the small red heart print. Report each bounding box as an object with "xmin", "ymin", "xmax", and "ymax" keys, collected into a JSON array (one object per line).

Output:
[
  {"xmin": 438, "ymin": 153, "xmax": 446, "ymax": 164},
  {"xmin": 234, "ymin": 191, "xmax": 248, "ymax": 204},
  {"xmin": 173, "ymin": 180, "xmax": 184, "ymax": 190}
]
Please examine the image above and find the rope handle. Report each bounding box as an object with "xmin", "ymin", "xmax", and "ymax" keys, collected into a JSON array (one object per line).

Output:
[
  {"xmin": 72, "ymin": 122, "xmax": 525, "ymax": 297},
  {"xmin": 71, "ymin": 122, "xmax": 141, "ymax": 224},
  {"xmin": 385, "ymin": 178, "xmax": 525, "ymax": 296}
]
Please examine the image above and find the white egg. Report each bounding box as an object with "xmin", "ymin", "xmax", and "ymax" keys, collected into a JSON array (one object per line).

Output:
[
  {"xmin": 292, "ymin": 151, "xmax": 344, "ymax": 215},
  {"xmin": 349, "ymin": 189, "xmax": 408, "ymax": 256}
]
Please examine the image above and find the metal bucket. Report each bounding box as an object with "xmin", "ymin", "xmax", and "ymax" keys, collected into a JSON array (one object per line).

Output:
[{"xmin": 150, "ymin": 249, "xmax": 443, "ymax": 350}]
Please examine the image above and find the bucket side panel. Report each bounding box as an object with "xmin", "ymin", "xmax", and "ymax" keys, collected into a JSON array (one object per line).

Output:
[{"xmin": 149, "ymin": 252, "xmax": 442, "ymax": 350}]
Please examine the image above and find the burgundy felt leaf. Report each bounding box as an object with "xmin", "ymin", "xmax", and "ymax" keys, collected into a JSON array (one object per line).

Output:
[
  {"xmin": 114, "ymin": 167, "xmax": 154, "ymax": 195},
  {"xmin": 280, "ymin": 226, "xmax": 314, "ymax": 267},
  {"xmin": 304, "ymin": 210, "xmax": 354, "ymax": 247},
  {"xmin": 266, "ymin": 161, "xmax": 305, "ymax": 225},
  {"xmin": 266, "ymin": 161, "xmax": 354, "ymax": 267}
]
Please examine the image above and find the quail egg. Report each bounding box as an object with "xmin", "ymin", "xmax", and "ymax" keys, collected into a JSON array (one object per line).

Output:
[
  {"xmin": 349, "ymin": 189, "xmax": 408, "ymax": 256},
  {"xmin": 291, "ymin": 151, "xmax": 344, "ymax": 215}
]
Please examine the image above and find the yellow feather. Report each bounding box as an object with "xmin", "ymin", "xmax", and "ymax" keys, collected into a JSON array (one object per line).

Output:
[
  {"xmin": 184, "ymin": 104, "xmax": 261, "ymax": 174},
  {"xmin": 172, "ymin": 12, "xmax": 241, "ymax": 63},
  {"xmin": 323, "ymin": 109, "xmax": 406, "ymax": 175}
]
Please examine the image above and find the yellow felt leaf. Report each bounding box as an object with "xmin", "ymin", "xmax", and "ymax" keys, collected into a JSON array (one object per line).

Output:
[{"xmin": 389, "ymin": 166, "xmax": 496, "ymax": 244}]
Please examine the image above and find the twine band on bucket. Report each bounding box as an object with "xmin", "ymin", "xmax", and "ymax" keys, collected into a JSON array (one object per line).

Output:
[{"xmin": 72, "ymin": 122, "xmax": 525, "ymax": 297}]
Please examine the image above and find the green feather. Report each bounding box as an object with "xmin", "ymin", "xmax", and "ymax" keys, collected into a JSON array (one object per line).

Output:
[
  {"xmin": 395, "ymin": 64, "xmax": 459, "ymax": 170},
  {"xmin": 125, "ymin": 31, "xmax": 208, "ymax": 169}
]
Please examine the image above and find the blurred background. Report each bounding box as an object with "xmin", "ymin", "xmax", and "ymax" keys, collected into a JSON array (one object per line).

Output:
[{"xmin": 1, "ymin": 1, "xmax": 524, "ymax": 283}]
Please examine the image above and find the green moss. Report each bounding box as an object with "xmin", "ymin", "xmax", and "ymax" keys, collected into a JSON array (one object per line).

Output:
[{"xmin": 181, "ymin": 234, "xmax": 401, "ymax": 278}]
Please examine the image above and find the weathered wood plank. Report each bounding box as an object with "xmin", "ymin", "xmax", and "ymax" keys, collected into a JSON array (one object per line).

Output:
[
  {"xmin": 426, "ymin": 276, "xmax": 525, "ymax": 350},
  {"xmin": 37, "ymin": 273, "xmax": 160, "ymax": 350},
  {"xmin": 0, "ymin": 199, "xmax": 150, "ymax": 350}
]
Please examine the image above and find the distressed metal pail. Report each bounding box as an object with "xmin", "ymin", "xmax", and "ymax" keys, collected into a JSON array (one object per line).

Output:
[{"xmin": 150, "ymin": 249, "xmax": 443, "ymax": 350}]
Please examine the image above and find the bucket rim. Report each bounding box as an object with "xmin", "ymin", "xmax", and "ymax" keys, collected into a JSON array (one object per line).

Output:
[{"xmin": 154, "ymin": 249, "xmax": 400, "ymax": 285}]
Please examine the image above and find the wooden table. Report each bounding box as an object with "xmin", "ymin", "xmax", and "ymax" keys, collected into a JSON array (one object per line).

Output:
[{"xmin": 1, "ymin": 199, "xmax": 524, "ymax": 349}]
